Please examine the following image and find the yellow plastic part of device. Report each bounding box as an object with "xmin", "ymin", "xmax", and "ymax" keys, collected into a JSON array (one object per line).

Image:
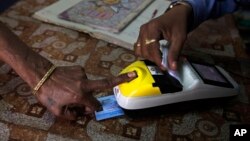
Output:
[{"xmin": 118, "ymin": 60, "xmax": 161, "ymax": 97}]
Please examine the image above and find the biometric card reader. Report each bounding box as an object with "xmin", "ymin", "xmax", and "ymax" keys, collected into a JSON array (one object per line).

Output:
[{"xmin": 113, "ymin": 59, "xmax": 239, "ymax": 110}]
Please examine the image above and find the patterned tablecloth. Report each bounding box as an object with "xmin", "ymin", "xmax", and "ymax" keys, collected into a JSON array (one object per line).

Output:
[{"xmin": 0, "ymin": 0, "xmax": 250, "ymax": 141}]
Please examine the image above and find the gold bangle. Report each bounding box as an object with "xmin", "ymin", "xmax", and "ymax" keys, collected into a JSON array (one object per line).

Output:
[{"xmin": 32, "ymin": 65, "xmax": 57, "ymax": 96}]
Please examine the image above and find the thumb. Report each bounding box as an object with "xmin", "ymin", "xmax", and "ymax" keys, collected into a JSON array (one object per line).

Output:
[{"xmin": 82, "ymin": 95, "xmax": 102, "ymax": 113}]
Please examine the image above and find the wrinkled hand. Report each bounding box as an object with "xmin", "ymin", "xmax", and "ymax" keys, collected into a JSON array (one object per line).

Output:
[
  {"xmin": 134, "ymin": 5, "xmax": 192, "ymax": 70},
  {"xmin": 36, "ymin": 66, "xmax": 136, "ymax": 120},
  {"xmin": 0, "ymin": 22, "xmax": 137, "ymax": 120}
]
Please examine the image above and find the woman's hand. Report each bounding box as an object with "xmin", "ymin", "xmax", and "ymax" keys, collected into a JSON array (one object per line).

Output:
[
  {"xmin": 36, "ymin": 66, "xmax": 136, "ymax": 120},
  {"xmin": 134, "ymin": 4, "xmax": 192, "ymax": 70},
  {"xmin": 0, "ymin": 22, "xmax": 137, "ymax": 120}
]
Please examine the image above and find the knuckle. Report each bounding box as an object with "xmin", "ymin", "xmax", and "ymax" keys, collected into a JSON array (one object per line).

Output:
[
  {"xmin": 53, "ymin": 110, "xmax": 61, "ymax": 117},
  {"xmin": 150, "ymin": 21, "xmax": 158, "ymax": 28},
  {"xmin": 146, "ymin": 20, "xmax": 159, "ymax": 30},
  {"xmin": 73, "ymin": 96, "xmax": 82, "ymax": 103},
  {"xmin": 140, "ymin": 24, "xmax": 147, "ymax": 30}
]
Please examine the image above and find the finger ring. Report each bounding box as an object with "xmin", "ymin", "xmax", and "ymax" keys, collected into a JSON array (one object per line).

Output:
[{"xmin": 145, "ymin": 39, "xmax": 157, "ymax": 45}]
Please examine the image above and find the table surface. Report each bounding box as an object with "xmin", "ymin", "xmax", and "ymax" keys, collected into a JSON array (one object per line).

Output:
[{"xmin": 0, "ymin": 0, "xmax": 250, "ymax": 141}]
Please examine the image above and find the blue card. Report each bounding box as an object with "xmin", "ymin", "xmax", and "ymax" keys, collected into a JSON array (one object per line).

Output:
[{"xmin": 95, "ymin": 95, "xmax": 125, "ymax": 121}]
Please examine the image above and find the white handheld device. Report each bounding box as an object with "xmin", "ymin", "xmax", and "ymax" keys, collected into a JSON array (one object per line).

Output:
[{"xmin": 113, "ymin": 44, "xmax": 239, "ymax": 110}]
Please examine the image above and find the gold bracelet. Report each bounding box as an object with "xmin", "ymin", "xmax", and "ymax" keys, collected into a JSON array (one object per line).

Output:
[{"xmin": 32, "ymin": 65, "xmax": 57, "ymax": 96}]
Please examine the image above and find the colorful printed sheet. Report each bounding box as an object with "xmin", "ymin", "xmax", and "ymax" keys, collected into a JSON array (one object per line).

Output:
[{"xmin": 58, "ymin": 0, "xmax": 152, "ymax": 33}]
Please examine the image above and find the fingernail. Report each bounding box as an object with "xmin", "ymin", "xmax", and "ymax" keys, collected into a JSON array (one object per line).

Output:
[
  {"xmin": 128, "ymin": 71, "xmax": 137, "ymax": 78},
  {"xmin": 171, "ymin": 61, "xmax": 177, "ymax": 70}
]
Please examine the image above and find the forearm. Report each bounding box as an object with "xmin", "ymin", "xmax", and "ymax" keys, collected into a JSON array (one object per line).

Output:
[{"xmin": 0, "ymin": 23, "xmax": 52, "ymax": 88}]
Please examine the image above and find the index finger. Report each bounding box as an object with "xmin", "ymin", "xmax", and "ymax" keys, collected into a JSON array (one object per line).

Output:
[{"xmin": 83, "ymin": 71, "xmax": 137, "ymax": 92}]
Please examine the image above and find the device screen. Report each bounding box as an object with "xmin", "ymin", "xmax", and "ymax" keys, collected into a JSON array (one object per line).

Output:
[{"xmin": 191, "ymin": 62, "xmax": 233, "ymax": 88}]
